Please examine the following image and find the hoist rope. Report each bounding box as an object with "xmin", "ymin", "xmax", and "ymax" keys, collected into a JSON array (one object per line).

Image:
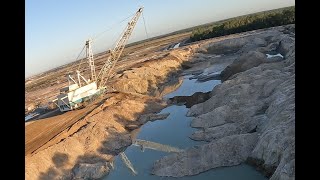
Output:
[{"xmin": 142, "ymin": 11, "xmax": 149, "ymax": 39}]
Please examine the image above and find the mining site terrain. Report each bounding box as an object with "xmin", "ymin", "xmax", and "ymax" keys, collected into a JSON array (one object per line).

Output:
[{"xmin": 25, "ymin": 24, "xmax": 295, "ymax": 180}]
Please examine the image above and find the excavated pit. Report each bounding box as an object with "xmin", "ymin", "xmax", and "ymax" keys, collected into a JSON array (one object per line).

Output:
[
  {"xmin": 102, "ymin": 73, "xmax": 266, "ymax": 180},
  {"xmin": 26, "ymin": 25, "xmax": 294, "ymax": 180}
]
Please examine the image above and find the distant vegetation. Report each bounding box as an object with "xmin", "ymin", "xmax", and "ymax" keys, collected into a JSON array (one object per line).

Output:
[{"xmin": 190, "ymin": 6, "xmax": 295, "ymax": 42}]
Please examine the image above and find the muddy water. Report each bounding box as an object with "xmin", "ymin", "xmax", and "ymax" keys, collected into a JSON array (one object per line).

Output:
[{"xmin": 103, "ymin": 75, "xmax": 267, "ymax": 180}]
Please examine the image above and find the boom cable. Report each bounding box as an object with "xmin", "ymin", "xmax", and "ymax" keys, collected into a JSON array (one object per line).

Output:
[
  {"xmin": 76, "ymin": 45, "xmax": 86, "ymax": 71},
  {"xmin": 70, "ymin": 12, "xmax": 135, "ymax": 77},
  {"xmin": 142, "ymin": 11, "xmax": 149, "ymax": 39},
  {"xmin": 71, "ymin": 8, "xmax": 145, "ymax": 82},
  {"xmin": 92, "ymin": 12, "xmax": 136, "ymax": 42}
]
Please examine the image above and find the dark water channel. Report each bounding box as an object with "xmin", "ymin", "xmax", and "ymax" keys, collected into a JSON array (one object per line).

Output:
[{"xmin": 103, "ymin": 74, "xmax": 267, "ymax": 180}]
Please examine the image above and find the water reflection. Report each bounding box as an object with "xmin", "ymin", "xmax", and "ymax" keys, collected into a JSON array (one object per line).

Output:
[
  {"xmin": 119, "ymin": 152, "xmax": 137, "ymax": 175},
  {"xmin": 117, "ymin": 139, "xmax": 182, "ymax": 175},
  {"xmin": 133, "ymin": 139, "xmax": 183, "ymax": 153}
]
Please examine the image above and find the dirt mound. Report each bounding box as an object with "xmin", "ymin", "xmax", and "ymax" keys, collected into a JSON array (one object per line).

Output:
[
  {"xmin": 220, "ymin": 50, "xmax": 267, "ymax": 81},
  {"xmin": 205, "ymin": 37, "xmax": 249, "ymax": 55},
  {"xmin": 112, "ymin": 49, "xmax": 193, "ymax": 96}
]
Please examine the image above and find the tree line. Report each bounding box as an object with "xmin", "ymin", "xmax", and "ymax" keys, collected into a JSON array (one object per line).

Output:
[{"xmin": 190, "ymin": 6, "xmax": 295, "ymax": 42}]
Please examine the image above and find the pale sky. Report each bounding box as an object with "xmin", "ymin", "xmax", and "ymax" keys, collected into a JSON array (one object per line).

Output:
[{"xmin": 25, "ymin": 0, "xmax": 295, "ymax": 78}]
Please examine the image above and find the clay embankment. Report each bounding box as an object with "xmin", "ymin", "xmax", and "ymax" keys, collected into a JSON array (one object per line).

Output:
[{"xmin": 152, "ymin": 25, "xmax": 295, "ymax": 180}]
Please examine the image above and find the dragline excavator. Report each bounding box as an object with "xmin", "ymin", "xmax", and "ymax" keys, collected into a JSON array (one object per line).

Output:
[{"xmin": 52, "ymin": 7, "xmax": 144, "ymax": 112}]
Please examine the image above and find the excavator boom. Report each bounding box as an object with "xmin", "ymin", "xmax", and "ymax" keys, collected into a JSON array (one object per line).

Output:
[{"xmin": 97, "ymin": 7, "xmax": 143, "ymax": 88}]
